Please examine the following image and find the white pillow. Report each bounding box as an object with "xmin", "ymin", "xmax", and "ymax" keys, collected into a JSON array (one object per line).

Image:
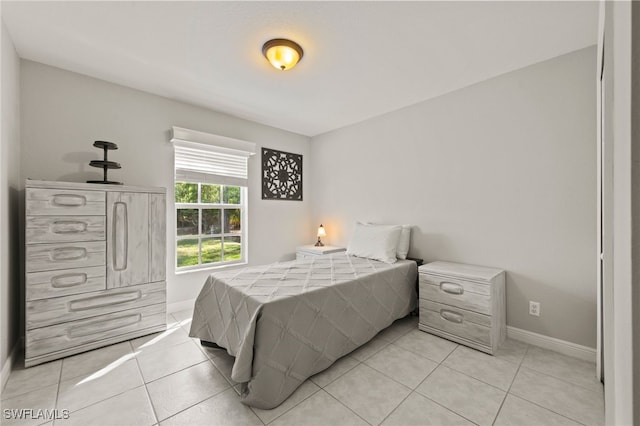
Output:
[
  {"xmin": 396, "ymin": 225, "xmax": 411, "ymax": 260},
  {"xmin": 364, "ymin": 222, "xmax": 412, "ymax": 260},
  {"xmin": 346, "ymin": 223, "xmax": 402, "ymax": 264}
]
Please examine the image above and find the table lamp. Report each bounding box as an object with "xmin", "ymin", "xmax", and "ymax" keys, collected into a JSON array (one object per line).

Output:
[{"xmin": 315, "ymin": 224, "xmax": 326, "ymax": 247}]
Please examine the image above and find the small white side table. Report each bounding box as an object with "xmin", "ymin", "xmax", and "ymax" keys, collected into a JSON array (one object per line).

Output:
[{"xmin": 296, "ymin": 245, "xmax": 346, "ymax": 260}]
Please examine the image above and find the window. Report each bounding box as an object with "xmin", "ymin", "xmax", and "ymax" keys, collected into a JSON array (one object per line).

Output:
[
  {"xmin": 175, "ymin": 182, "xmax": 245, "ymax": 269},
  {"xmin": 171, "ymin": 127, "xmax": 255, "ymax": 271}
]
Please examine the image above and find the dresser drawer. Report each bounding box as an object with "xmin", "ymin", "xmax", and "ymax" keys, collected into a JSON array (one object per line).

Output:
[
  {"xmin": 26, "ymin": 241, "xmax": 105, "ymax": 272},
  {"xmin": 419, "ymin": 274, "xmax": 491, "ymax": 315},
  {"xmin": 26, "ymin": 281, "xmax": 166, "ymax": 330},
  {"xmin": 25, "ymin": 302, "xmax": 166, "ymax": 360},
  {"xmin": 26, "ymin": 266, "xmax": 106, "ymax": 301},
  {"xmin": 26, "ymin": 216, "xmax": 106, "ymax": 244},
  {"xmin": 419, "ymin": 301, "xmax": 491, "ymax": 347},
  {"xmin": 27, "ymin": 188, "xmax": 105, "ymax": 216}
]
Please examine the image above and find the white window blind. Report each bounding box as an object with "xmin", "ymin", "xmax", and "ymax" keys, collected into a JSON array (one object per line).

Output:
[{"xmin": 171, "ymin": 127, "xmax": 256, "ymax": 187}]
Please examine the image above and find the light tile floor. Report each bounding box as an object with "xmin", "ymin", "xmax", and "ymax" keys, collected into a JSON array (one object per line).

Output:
[{"xmin": 1, "ymin": 311, "xmax": 604, "ymax": 426}]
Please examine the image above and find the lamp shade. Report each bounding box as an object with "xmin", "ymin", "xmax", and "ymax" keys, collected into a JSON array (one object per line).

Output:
[
  {"xmin": 262, "ymin": 39, "xmax": 304, "ymax": 71},
  {"xmin": 317, "ymin": 224, "xmax": 326, "ymax": 237}
]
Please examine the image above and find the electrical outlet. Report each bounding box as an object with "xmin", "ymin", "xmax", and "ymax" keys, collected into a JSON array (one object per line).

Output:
[{"xmin": 529, "ymin": 301, "xmax": 540, "ymax": 317}]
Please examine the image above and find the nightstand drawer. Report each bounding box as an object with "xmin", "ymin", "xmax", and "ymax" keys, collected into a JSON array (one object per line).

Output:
[
  {"xmin": 27, "ymin": 188, "xmax": 105, "ymax": 216},
  {"xmin": 419, "ymin": 274, "xmax": 491, "ymax": 315},
  {"xmin": 419, "ymin": 302, "xmax": 491, "ymax": 347},
  {"xmin": 26, "ymin": 266, "xmax": 106, "ymax": 301},
  {"xmin": 26, "ymin": 216, "xmax": 106, "ymax": 244},
  {"xmin": 26, "ymin": 241, "xmax": 105, "ymax": 272}
]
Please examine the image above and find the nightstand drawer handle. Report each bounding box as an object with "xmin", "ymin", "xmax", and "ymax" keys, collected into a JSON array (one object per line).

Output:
[
  {"xmin": 440, "ymin": 282, "xmax": 464, "ymax": 295},
  {"xmin": 52, "ymin": 194, "xmax": 87, "ymax": 207},
  {"xmin": 440, "ymin": 309, "xmax": 463, "ymax": 324}
]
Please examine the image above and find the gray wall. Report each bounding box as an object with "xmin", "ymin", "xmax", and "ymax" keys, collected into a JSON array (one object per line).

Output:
[
  {"xmin": 1, "ymin": 20, "xmax": 22, "ymax": 376},
  {"xmin": 310, "ymin": 47, "xmax": 597, "ymax": 348},
  {"xmin": 20, "ymin": 60, "xmax": 312, "ymax": 305}
]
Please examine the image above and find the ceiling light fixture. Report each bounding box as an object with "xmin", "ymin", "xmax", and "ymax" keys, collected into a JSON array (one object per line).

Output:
[{"xmin": 262, "ymin": 38, "xmax": 304, "ymax": 71}]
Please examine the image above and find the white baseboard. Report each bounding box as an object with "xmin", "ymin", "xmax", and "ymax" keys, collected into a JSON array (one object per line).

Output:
[
  {"xmin": 167, "ymin": 298, "xmax": 196, "ymax": 314},
  {"xmin": 1, "ymin": 342, "xmax": 19, "ymax": 395},
  {"xmin": 507, "ymin": 326, "xmax": 596, "ymax": 363}
]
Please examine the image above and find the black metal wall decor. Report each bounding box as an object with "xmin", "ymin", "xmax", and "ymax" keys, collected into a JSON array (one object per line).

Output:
[
  {"xmin": 87, "ymin": 140, "xmax": 123, "ymax": 185},
  {"xmin": 262, "ymin": 147, "xmax": 303, "ymax": 200}
]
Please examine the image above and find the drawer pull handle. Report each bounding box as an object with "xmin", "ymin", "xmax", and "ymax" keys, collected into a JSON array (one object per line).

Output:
[
  {"xmin": 51, "ymin": 247, "xmax": 87, "ymax": 261},
  {"xmin": 440, "ymin": 309, "xmax": 463, "ymax": 324},
  {"xmin": 440, "ymin": 282, "xmax": 464, "ymax": 295},
  {"xmin": 69, "ymin": 313, "xmax": 142, "ymax": 338},
  {"xmin": 51, "ymin": 220, "xmax": 88, "ymax": 234},
  {"xmin": 51, "ymin": 273, "xmax": 88, "ymax": 288},
  {"xmin": 69, "ymin": 290, "xmax": 142, "ymax": 311},
  {"xmin": 52, "ymin": 194, "xmax": 87, "ymax": 207}
]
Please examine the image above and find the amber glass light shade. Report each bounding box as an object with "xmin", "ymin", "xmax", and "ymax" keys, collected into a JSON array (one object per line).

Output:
[{"xmin": 262, "ymin": 39, "xmax": 304, "ymax": 71}]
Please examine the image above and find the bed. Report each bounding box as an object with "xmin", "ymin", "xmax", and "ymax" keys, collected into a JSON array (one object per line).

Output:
[{"xmin": 189, "ymin": 252, "xmax": 417, "ymax": 409}]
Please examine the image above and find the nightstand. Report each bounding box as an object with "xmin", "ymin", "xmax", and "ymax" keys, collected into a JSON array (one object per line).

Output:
[
  {"xmin": 418, "ymin": 261, "xmax": 505, "ymax": 354},
  {"xmin": 296, "ymin": 245, "xmax": 346, "ymax": 260}
]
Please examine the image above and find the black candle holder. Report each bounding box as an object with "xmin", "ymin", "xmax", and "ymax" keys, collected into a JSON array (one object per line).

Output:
[{"xmin": 87, "ymin": 141, "xmax": 123, "ymax": 185}]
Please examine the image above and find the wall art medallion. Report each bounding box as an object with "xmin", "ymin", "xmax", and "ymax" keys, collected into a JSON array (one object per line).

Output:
[{"xmin": 262, "ymin": 147, "xmax": 303, "ymax": 200}]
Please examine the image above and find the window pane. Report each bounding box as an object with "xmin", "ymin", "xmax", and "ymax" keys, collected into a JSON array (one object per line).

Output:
[
  {"xmin": 223, "ymin": 236, "xmax": 241, "ymax": 261},
  {"xmin": 175, "ymin": 182, "xmax": 198, "ymax": 203},
  {"xmin": 201, "ymin": 209, "xmax": 221, "ymax": 235},
  {"xmin": 224, "ymin": 209, "xmax": 241, "ymax": 233},
  {"xmin": 201, "ymin": 238, "xmax": 222, "ymax": 264},
  {"xmin": 201, "ymin": 184, "xmax": 221, "ymax": 204},
  {"xmin": 177, "ymin": 209, "xmax": 198, "ymax": 236},
  {"xmin": 223, "ymin": 186, "xmax": 241, "ymax": 204},
  {"xmin": 177, "ymin": 238, "xmax": 199, "ymax": 267}
]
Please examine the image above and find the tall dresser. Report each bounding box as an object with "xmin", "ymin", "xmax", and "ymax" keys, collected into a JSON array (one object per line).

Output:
[{"xmin": 25, "ymin": 180, "xmax": 167, "ymax": 367}]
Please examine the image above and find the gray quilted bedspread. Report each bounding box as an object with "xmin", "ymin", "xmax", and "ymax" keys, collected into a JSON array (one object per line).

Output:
[{"xmin": 189, "ymin": 253, "xmax": 417, "ymax": 409}]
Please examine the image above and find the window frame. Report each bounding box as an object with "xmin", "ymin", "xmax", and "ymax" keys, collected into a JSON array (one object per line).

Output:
[{"xmin": 175, "ymin": 181, "xmax": 248, "ymax": 272}]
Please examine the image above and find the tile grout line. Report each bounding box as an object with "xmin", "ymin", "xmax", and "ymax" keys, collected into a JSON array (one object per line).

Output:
[
  {"xmin": 506, "ymin": 373, "xmax": 592, "ymax": 425},
  {"xmin": 503, "ymin": 393, "xmax": 590, "ymax": 426},
  {"xmin": 257, "ymin": 385, "xmax": 322, "ymax": 425},
  {"xmin": 323, "ymin": 388, "xmax": 377, "ymax": 426},
  {"xmin": 52, "ymin": 341, "xmax": 150, "ymax": 418},
  {"xmin": 310, "ymin": 324, "xmax": 423, "ymax": 423},
  {"xmin": 406, "ymin": 343, "xmax": 481, "ymax": 426},
  {"xmin": 517, "ymin": 344, "xmax": 603, "ymax": 392},
  {"xmin": 151, "ymin": 358, "xmax": 235, "ymax": 424},
  {"xmin": 142, "ymin": 359, "xmax": 211, "ymax": 386},
  {"xmin": 418, "ymin": 393, "xmax": 481, "ymax": 426},
  {"xmin": 393, "ymin": 342, "xmax": 455, "ymax": 364},
  {"xmin": 504, "ymin": 345, "xmax": 593, "ymax": 426},
  {"xmin": 490, "ymin": 343, "xmax": 529, "ymax": 426},
  {"xmin": 434, "ymin": 350, "xmax": 523, "ymax": 395},
  {"xmin": 376, "ymin": 360, "xmax": 442, "ymax": 426},
  {"xmin": 362, "ymin": 354, "xmax": 432, "ymax": 393},
  {"xmin": 310, "ymin": 357, "xmax": 361, "ymax": 389},
  {"xmin": 159, "ymin": 390, "xmax": 228, "ymax": 424},
  {"xmin": 516, "ymin": 363, "xmax": 604, "ymax": 394},
  {"xmin": 51, "ymin": 359, "xmax": 64, "ymax": 426},
  {"xmin": 133, "ymin": 351, "xmax": 161, "ymax": 426}
]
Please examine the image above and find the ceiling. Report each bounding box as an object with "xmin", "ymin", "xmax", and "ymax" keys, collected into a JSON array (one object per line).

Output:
[{"xmin": 2, "ymin": 1, "xmax": 598, "ymax": 137}]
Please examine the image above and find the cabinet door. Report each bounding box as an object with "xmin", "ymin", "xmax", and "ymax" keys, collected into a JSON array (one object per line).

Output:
[
  {"xmin": 107, "ymin": 192, "xmax": 149, "ymax": 288},
  {"xmin": 149, "ymin": 193, "xmax": 166, "ymax": 282}
]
